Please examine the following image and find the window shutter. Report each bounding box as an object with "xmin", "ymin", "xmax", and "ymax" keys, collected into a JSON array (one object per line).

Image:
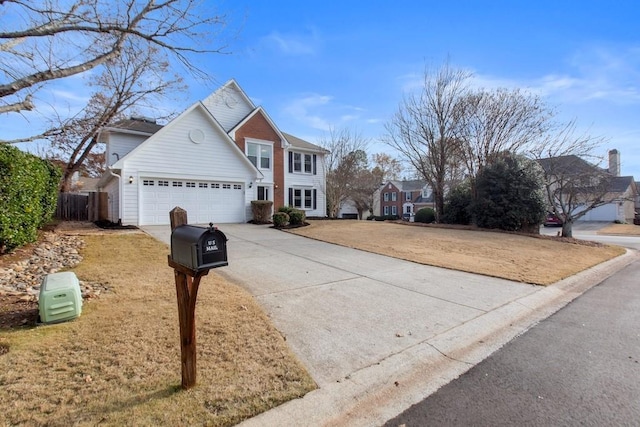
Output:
[
  {"xmin": 312, "ymin": 154, "xmax": 317, "ymax": 175},
  {"xmin": 288, "ymin": 152, "xmax": 293, "ymax": 173},
  {"xmin": 288, "ymin": 188, "xmax": 293, "ymax": 206},
  {"xmin": 313, "ymin": 189, "xmax": 317, "ymax": 210}
]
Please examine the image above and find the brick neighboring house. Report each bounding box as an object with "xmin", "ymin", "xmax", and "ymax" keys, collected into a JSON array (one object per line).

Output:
[{"xmin": 379, "ymin": 180, "xmax": 435, "ymax": 219}]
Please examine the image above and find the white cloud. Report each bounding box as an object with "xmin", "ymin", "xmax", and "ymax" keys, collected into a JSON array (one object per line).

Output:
[
  {"xmin": 282, "ymin": 94, "xmax": 334, "ymax": 130},
  {"xmin": 260, "ymin": 28, "xmax": 319, "ymax": 56}
]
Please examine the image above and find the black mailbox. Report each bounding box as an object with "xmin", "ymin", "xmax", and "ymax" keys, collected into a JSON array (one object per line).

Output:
[{"xmin": 170, "ymin": 223, "xmax": 228, "ymax": 272}]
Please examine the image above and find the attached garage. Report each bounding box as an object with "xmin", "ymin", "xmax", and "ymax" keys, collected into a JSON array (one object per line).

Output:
[{"xmin": 139, "ymin": 178, "xmax": 245, "ymax": 225}]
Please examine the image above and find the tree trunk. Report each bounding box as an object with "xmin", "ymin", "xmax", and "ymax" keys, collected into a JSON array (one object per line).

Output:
[{"xmin": 562, "ymin": 221, "xmax": 573, "ymax": 238}]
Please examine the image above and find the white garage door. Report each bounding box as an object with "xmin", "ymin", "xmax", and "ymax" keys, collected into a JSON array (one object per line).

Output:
[{"xmin": 140, "ymin": 178, "xmax": 245, "ymax": 225}]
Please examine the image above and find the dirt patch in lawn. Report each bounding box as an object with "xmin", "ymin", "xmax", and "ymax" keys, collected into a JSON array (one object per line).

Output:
[
  {"xmin": 0, "ymin": 233, "xmax": 315, "ymax": 426},
  {"xmin": 289, "ymin": 221, "xmax": 625, "ymax": 286}
]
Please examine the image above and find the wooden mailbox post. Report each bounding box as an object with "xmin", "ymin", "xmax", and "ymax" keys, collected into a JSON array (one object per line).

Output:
[{"xmin": 168, "ymin": 207, "xmax": 228, "ymax": 389}]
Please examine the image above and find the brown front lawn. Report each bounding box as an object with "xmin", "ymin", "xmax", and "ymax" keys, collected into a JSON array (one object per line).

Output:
[
  {"xmin": 290, "ymin": 221, "xmax": 625, "ymax": 286},
  {"xmin": 0, "ymin": 232, "xmax": 315, "ymax": 426}
]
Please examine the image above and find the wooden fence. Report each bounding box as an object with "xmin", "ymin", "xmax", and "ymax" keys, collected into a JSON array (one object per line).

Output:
[{"xmin": 56, "ymin": 192, "xmax": 107, "ymax": 222}]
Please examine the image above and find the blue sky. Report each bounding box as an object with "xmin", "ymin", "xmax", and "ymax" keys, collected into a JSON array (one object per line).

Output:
[{"xmin": 8, "ymin": 1, "xmax": 640, "ymax": 178}]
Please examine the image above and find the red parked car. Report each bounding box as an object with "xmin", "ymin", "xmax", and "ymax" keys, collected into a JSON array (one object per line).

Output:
[{"xmin": 543, "ymin": 212, "xmax": 563, "ymax": 227}]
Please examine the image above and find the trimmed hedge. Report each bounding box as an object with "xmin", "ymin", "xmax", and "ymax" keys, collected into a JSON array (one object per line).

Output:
[
  {"xmin": 288, "ymin": 209, "xmax": 306, "ymax": 225},
  {"xmin": 251, "ymin": 200, "xmax": 273, "ymax": 224},
  {"xmin": 272, "ymin": 212, "xmax": 289, "ymax": 227},
  {"xmin": 415, "ymin": 207, "xmax": 436, "ymax": 224},
  {"xmin": 0, "ymin": 145, "xmax": 61, "ymax": 253}
]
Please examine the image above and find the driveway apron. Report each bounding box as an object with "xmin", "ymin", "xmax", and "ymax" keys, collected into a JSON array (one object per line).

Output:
[{"xmin": 143, "ymin": 223, "xmax": 538, "ymax": 387}]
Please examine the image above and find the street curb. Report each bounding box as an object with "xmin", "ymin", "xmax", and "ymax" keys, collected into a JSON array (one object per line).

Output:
[{"xmin": 237, "ymin": 250, "xmax": 637, "ymax": 427}]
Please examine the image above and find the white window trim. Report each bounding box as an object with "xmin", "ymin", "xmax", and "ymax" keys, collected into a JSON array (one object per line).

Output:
[{"xmin": 246, "ymin": 138, "xmax": 274, "ymax": 171}]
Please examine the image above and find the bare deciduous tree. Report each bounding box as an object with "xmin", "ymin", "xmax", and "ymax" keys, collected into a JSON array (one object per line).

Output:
[
  {"xmin": 350, "ymin": 167, "xmax": 383, "ymax": 219},
  {"xmin": 383, "ymin": 63, "xmax": 471, "ymax": 221},
  {"xmin": 456, "ymin": 88, "xmax": 552, "ymax": 192},
  {"xmin": 50, "ymin": 41, "xmax": 183, "ymax": 191},
  {"xmin": 371, "ymin": 152, "xmax": 403, "ymax": 182},
  {"xmin": 319, "ymin": 128, "xmax": 369, "ymax": 218},
  {"xmin": 528, "ymin": 121, "xmax": 613, "ymax": 237},
  {"xmin": 1, "ymin": 0, "xmax": 228, "ymax": 126}
]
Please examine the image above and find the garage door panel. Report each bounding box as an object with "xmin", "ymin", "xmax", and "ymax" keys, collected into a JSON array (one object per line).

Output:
[{"xmin": 140, "ymin": 178, "xmax": 244, "ymax": 225}]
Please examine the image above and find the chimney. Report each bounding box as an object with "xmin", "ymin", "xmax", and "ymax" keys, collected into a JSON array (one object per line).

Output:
[{"xmin": 608, "ymin": 149, "xmax": 620, "ymax": 176}]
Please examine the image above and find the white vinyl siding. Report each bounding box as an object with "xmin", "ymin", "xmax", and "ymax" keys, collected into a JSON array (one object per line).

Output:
[
  {"xmin": 117, "ymin": 106, "xmax": 258, "ymax": 225},
  {"xmin": 201, "ymin": 85, "xmax": 253, "ymax": 132}
]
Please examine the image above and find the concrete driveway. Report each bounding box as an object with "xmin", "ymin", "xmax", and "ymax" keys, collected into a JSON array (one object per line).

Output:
[{"xmin": 143, "ymin": 223, "xmax": 635, "ymax": 426}]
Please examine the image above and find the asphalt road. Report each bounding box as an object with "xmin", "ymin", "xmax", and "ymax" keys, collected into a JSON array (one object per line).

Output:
[{"xmin": 385, "ymin": 252, "xmax": 640, "ymax": 426}]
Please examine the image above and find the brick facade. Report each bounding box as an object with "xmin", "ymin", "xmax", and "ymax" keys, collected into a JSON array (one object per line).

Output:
[{"xmin": 234, "ymin": 112, "xmax": 285, "ymax": 208}]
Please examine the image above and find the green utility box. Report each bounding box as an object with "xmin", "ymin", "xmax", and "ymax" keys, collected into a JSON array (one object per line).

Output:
[{"xmin": 38, "ymin": 272, "xmax": 83, "ymax": 324}]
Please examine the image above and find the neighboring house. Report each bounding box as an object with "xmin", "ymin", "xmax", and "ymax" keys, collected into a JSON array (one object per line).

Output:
[
  {"xmin": 97, "ymin": 79, "xmax": 327, "ymax": 226},
  {"xmin": 69, "ymin": 172, "xmax": 100, "ymax": 195},
  {"xmin": 337, "ymin": 198, "xmax": 359, "ymax": 219},
  {"xmin": 379, "ymin": 179, "xmax": 435, "ymax": 219},
  {"xmin": 537, "ymin": 149, "xmax": 637, "ymax": 223}
]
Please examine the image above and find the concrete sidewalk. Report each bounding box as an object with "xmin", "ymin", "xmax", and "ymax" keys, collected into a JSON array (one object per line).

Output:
[{"xmin": 143, "ymin": 224, "xmax": 636, "ymax": 426}]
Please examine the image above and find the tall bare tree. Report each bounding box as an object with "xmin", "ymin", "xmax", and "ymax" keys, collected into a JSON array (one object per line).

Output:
[
  {"xmin": 319, "ymin": 128, "xmax": 369, "ymax": 218},
  {"xmin": 1, "ymin": 0, "xmax": 229, "ymax": 133},
  {"xmin": 371, "ymin": 152, "xmax": 403, "ymax": 182},
  {"xmin": 528, "ymin": 121, "xmax": 613, "ymax": 237},
  {"xmin": 350, "ymin": 167, "xmax": 383, "ymax": 219},
  {"xmin": 456, "ymin": 88, "xmax": 552, "ymax": 192},
  {"xmin": 383, "ymin": 63, "xmax": 471, "ymax": 221},
  {"xmin": 50, "ymin": 41, "xmax": 183, "ymax": 191}
]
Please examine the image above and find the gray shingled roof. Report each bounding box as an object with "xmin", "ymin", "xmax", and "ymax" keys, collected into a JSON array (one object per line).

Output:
[
  {"xmin": 108, "ymin": 118, "xmax": 163, "ymax": 135},
  {"xmin": 536, "ymin": 155, "xmax": 602, "ymax": 175},
  {"xmin": 283, "ymin": 132, "xmax": 327, "ymax": 152},
  {"xmin": 609, "ymin": 176, "xmax": 635, "ymax": 193}
]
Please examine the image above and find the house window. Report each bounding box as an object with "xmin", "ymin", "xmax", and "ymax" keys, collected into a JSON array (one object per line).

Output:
[
  {"xmin": 233, "ymin": 184, "xmax": 242, "ymax": 190},
  {"xmin": 199, "ymin": 183, "xmax": 208, "ymax": 188},
  {"xmin": 304, "ymin": 154, "xmax": 312, "ymax": 173},
  {"xmin": 247, "ymin": 142, "xmax": 272, "ymax": 170},
  {"xmin": 391, "ymin": 206, "xmax": 397, "ymax": 216},
  {"xmin": 212, "ymin": 183, "xmax": 220, "ymax": 189},
  {"xmin": 384, "ymin": 206, "xmax": 389, "ymax": 215},
  {"xmin": 172, "ymin": 181, "xmax": 183, "ymax": 187},
  {"xmin": 384, "ymin": 192, "xmax": 389, "ymax": 202},
  {"xmin": 289, "ymin": 188, "xmax": 316, "ymax": 210},
  {"xmin": 293, "ymin": 153, "xmax": 302, "ymax": 172},
  {"xmin": 143, "ymin": 180, "xmax": 154, "ymax": 186},
  {"xmin": 391, "ymin": 192, "xmax": 397, "ymax": 202},
  {"xmin": 405, "ymin": 192, "xmax": 411, "ymax": 201},
  {"xmin": 289, "ymin": 151, "xmax": 316, "ymax": 174},
  {"xmin": 158, "ymin": 180, "xmax": 169, "ymax": 187},
  {"xmin": 258, "ymin": 186, "xmax": 269, "ymax": 201},
  {"xmin": 186, "ymin": 182, "xmax": 196, "ymax": 188},
  {"xmin": 222, "ymin": 184, "xmax": 231, "ymax": 189},
  {"xmin": 405, "ymin": 205, "xmax": 412, "ymax": 214}
]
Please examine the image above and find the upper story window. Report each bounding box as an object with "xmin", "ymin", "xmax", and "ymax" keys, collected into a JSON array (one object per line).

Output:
[
  {"xmin": 391, "ymin": 192, "xmax": 397, "ymax": 202},
  {"xmin": 247, "ymin": 141, "xmax": 272, "ymax": 170},
  {"xmin": 383, "ymin": 192, "xmax": 389, "ymax": 202},
  {"xmin": 405, "ymin": 191, "xmax": 412, "ymax": 201},
  {"xmin": 289, "ymin": 151, "xmax": 317, "ymax": 174}
]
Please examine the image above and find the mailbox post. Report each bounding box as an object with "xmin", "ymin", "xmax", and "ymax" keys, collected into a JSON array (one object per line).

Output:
[{"xmin": 167, "ymin": 207, "xmax": 228, "ymax": 389}]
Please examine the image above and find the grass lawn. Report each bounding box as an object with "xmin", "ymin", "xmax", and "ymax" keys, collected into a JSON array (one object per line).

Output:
[
  {"xmin": 598, "ymin": 223, "xmax": 640, "ymax": 236},
  {"xmin": 289, "ymin": 220, "xmax": 626, "ymax": 286},
  {"xmin": 0, "ymin": 232, "xmax": 315, "ymax": 426}
]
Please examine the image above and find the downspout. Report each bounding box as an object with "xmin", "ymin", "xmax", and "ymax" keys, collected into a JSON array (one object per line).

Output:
[{"xmin": 106, "ymin": 167, "xmax": 123, "ymax": 225}]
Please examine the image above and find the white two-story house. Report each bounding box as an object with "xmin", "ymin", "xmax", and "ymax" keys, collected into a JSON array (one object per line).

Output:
[{"xmin": 97, "ymin": 79, "xmax": 327, "ymax": 226}]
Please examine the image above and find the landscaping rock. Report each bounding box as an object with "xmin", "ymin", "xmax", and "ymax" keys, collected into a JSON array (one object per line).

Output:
[{"xmin": 0, "ymin": 231, "xmax": 109, "ymax": 301}]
